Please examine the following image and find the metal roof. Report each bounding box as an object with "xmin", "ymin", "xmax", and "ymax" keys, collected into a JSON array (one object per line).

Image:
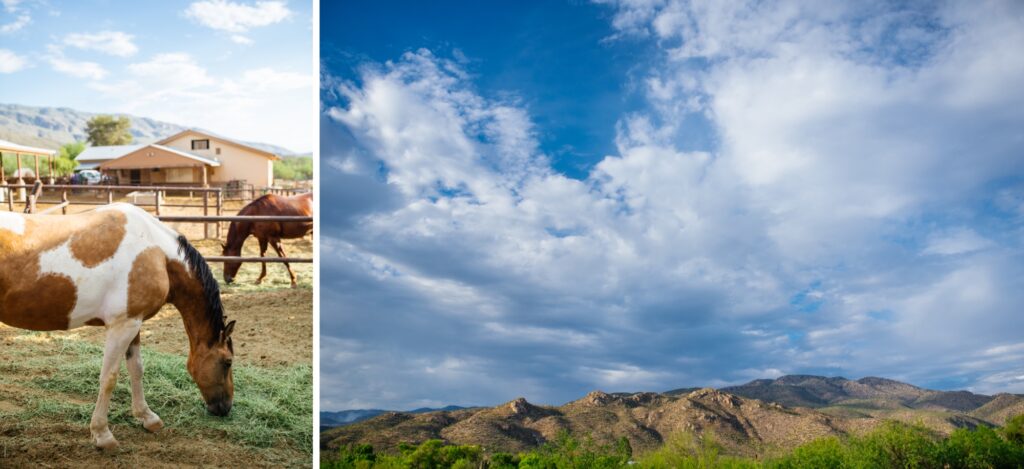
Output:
[
  {"xmin": 77, "ymin": 144, "xmax": 144, "ymax": 162},
  {"xmin": 0, "ymin": 139, "xmax": 56, "ymax": 156}
]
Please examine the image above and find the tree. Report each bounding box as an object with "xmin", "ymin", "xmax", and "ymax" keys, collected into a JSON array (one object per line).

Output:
[
  {"xmin": 85, "ymin": 115, "xmax": 133, "ymax": 146},
  {"xmin": 52, "ymin": 142, "xmax": 85, "ymax": 175},
  {"xmin": 59, "ymin": 141, "xmax": 86, "ymax": 160}
]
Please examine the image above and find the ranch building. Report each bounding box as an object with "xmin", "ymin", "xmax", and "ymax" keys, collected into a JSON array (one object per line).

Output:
[{"xmin": 79, "ymin": 129, "xmax": 279, "ymax": 188}]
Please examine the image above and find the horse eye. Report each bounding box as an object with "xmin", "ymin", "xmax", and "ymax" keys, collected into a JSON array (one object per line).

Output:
[{"xmin": 223, "ymin": 359, "xmax": 233, "ymax": 368}]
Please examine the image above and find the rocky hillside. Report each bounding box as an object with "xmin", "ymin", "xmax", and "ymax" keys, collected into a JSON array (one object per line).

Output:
[
  {"xmin": 322, "ymin": 376, "xmax": 1022, "ymax": 456},
  {"xmin": 323, "ymin": 388, "xmax": 872, "ymax": 456},
  {"xmin": 0, "ymin": 103, "xmax": 295, "ymax": 155},
  {"xmin": 970, "ymin": 394, "xmax": 1024, "ymax": 425}
]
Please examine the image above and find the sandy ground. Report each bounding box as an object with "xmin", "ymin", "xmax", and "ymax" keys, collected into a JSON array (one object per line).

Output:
[{"xmin": 0, "ymin": 202, "xmax": 314, "ymax": 468}]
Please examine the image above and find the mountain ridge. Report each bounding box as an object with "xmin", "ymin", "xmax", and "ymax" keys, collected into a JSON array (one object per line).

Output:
[
  {"xmin": 0, "ymin": 103, "xmax": 297, "ymax": 156},
  {"xmin": 321, "ymin": 375, "xmax": 1024, "ymax": 456}
]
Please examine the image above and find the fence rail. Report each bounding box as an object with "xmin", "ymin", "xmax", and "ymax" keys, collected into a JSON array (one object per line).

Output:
[
  {"xmin": 158, "ymin": 215, "xmax": 312, "ymax": 223},
  {"xmin": 203, "ymin": 256, "xmax": 312, "ymax": 263},
  {"xmin": 3, "ymin": 183, "xmax": 310, "ymax": 238},
  {"xmin": 6, "ymin": 187, "xmax": 313, "ymax": 265}
]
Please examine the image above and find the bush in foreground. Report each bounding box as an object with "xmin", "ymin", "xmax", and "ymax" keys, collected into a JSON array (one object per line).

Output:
[{"xmin": 323, "ymin": 418, "xmax": 1024, "ymax": 468}]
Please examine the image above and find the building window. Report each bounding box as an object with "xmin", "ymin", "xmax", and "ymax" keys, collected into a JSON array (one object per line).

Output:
[
  {"xmin": 192, "ymin": 139, "xmax": 210, "ymax": 150},
  {"xmin": 216, "ymin": 147, "xmax": 221, "ymax": 155}
]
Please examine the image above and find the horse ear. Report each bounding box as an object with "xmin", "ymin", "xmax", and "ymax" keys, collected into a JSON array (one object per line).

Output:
[
  {"xmin": 221, "ymin": 320, "xmax": 236, "ymax": 342},
  {"xmin": 220, "ymin": 242, "xmax": 227, "ymax": 250}
]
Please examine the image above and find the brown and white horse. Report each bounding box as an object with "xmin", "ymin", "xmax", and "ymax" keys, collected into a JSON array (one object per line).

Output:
[
  {"xmin": 222, "ymin": 192, "xmax": 313, "ymax": 287},
  {"xmin": 0, "ymin": 203, "xmax": 236, "ymax": 450}
]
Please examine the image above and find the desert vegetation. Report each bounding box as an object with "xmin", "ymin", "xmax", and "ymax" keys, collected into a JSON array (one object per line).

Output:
[{"xmin": 322, "ymin": 416, "xmax": 1024, "ymax": 468}]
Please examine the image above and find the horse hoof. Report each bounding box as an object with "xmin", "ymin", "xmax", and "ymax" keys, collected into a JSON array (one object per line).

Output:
[
  {"xmin": 94, "ymin": 432, "xmax": 119, "ymax": 451},
  {"xmin": 143, "ymin": 416, "xmax": 164, "ymax": 433}
]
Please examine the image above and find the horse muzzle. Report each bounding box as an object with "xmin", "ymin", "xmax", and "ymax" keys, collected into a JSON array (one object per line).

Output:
[{"xmin": 207, "ymin": 399, "xmax": 233, "ymax": 417}]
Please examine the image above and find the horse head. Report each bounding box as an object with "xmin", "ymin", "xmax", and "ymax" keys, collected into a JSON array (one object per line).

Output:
[
  {"xmin": 187, "ymin": 319, "xmax": 237, "ymax": 416},
  {"xmin": 221, "ymin": 241, "xmax": 242, "ymax": 284}
]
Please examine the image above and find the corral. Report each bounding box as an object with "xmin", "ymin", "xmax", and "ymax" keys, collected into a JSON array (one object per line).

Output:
[{"xmin": 0, "ymin": 185, "xmax": 313, "ymax": 467}]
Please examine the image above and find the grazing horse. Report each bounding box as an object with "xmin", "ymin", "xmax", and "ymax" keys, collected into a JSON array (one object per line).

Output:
[
  {"xmin": 222, "ymin": 192, "xmax": 313, "ymax": 287},
  {"xmin": 0, "ymin": 203, "xmax": 236, "ymax": 450}
]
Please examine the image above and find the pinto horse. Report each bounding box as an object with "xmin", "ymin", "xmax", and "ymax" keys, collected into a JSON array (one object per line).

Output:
[
  {"xmin": 0, "ymin": 203, "xmax": 236, "ymax": 450},
  {"xmin": 222, "ymin": 192, "xmax": 312, "ymax": 287}
]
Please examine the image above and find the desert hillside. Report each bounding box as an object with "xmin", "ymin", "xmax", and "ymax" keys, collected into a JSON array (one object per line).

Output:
[{"xmin": 322, "ymin": 375, "xmax": 1022, "ymax": 456}]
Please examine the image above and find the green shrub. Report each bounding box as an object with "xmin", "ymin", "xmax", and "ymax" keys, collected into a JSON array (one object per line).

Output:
[
  {"xmin": 1005, "ymin": 414, "xmax": 1024, "ymax": 446},
  {"xmin": 938, "ymin": 425, "xmax": 1024, "ymax": 469},
  {"xmin": 766, "ymin": 436, "xmax": 847, "ymax": 469},
  {"xmin": 321, "ymin": 419, "xmax": 1024, "ymax": 469}
]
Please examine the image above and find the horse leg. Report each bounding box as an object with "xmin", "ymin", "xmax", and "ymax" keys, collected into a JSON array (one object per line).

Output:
[
  {"xmin": 271, "ymin": 240, "xmax": 297, "ymax": 288},
  {"xmin": 91, "ymin": 319, "xmax": 142, "ymax": 451},
  {"xmin": 255, "ymin": 237, "xmax": 269, "ymax": 285},
  {"xmin": 126, "ymin": 332, "xmax": 163, "ymax": 432}
]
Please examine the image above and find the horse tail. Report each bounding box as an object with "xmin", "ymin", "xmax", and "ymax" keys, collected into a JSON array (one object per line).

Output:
[{"xmin": 176, "ymin": 235, "xmax": 225, "ymax": 343}]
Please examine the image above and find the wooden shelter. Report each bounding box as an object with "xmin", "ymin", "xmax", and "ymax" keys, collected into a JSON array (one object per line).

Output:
[
  {"xmin": 98, "ymin": 144, "xmax": 221, "ymax": 186},
  {"xmin": 0, "ymin": 139, "xmax": 57, "ymax": 202}
]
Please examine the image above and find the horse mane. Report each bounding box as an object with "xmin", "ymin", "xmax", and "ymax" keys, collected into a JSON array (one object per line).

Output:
[{"xmin": 176, "ymin": 235, "xmax": 225, "ymax": 343}]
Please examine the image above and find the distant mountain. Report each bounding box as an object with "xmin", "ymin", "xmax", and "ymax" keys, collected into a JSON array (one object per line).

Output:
[
  {"xmin": 0, "ymin": 103, "xmax": 297, "ymax": 156},
  {"xmin": 322, "ymin": 409, "xmax": 390, "ymax": 427},
  {"xmin": 322, "ymin": 376, "xmax": 1023, "ymax": 456},
  {"xmin": 720, "ymin": 375, "xmax": 996, "ymax": 413},
  {"xmin": 321, "ymin": 405, "xmax": 469, "ymax": 428}
]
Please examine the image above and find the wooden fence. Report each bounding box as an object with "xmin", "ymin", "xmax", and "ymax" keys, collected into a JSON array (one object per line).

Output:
[
  {"xmin": 155, "ymin": 215, "xmax": 314, "ymax": 264},
  {"xmin": 9, "ymin": 184, "xmax": 313, "ymax": 265},
  {"xmin": 1, "ymin": 183, "xmax": 309, "ymax": 239}
]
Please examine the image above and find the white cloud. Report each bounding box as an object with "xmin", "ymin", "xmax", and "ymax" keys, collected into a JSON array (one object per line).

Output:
[
  {"xmin": 2, "ymin": 0, "xmax": 21, "ymax": 13},
  {"xmin": 87, "ymin": 52, "xmax": 313, "ymax": 151},
  {"xmin": 63, "ymin": 31, "xmax": 138, "ymax": 57},
  {"xmin": 0, "ymin": 48, "xmax": 26, "ymax": 73},
  {"xmin": 230, "ymin": 34, "xmax": 253, "ymax": 45},
  {"xmin": 923, "ymin": 228, "xmax": 992, "ymax": 256},
  {"xmin": 185, "ymin": 0, "xmax": 290, "ymax": 33},
  {"xmin": 45, "ymin": 46, "xmax": 107, "ymax": 80},
  {"xmin": 126, "ymin": 52, "xmax": 214, "ymax": 88},
  {"xmin": 0, "ymin": 13, "xmax": 28, "ymax": 33}
]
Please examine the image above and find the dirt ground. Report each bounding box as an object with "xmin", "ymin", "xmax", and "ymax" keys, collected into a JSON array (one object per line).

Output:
[{"xmin": 0, "ymin": 202, "xmax": 314, "ymax": 468}]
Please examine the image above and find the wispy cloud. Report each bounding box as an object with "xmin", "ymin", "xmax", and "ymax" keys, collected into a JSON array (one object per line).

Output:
[
  {"xmin": 0, "ymin": 13, "xmax": 28, "ymax": 33},
  {"xmin": 45, "ymin": 46, "xmax": 107, "ymax": 80},
  {"xmin": 87, "ymin": 51, "xmax": 312, "ymax": 149},
  {"xmin": 0, "ymin": 48, "xmax": 26, "ymax": 73},
  {"xmin": 184, "ymin": 0, "xmax": 290, "ymax": 44},
  {"xmin": 63, "ymin": 30, "xmax": 138, "ymax": 57}
]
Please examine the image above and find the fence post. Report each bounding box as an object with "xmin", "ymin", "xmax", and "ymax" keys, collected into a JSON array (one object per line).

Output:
[
  {"xmin": 155, "ymin": 190, "xmax": 161, "ymax": 216},
  {"xmin": 203, "ymin": 190, "xmax": 209, "ymax": 239},
  {"xmin": 6, "ymin": 187, "xmax": 12, "ymax": 212},
  {"xmin": 216, "ymin": 189, "xmax": 223, "ymax": 239},
  {"xmin": 107, "ymin": 189, "xmax": 113, "ymax": 205},
  {"xmin": 61, "ymin": 191, "xmax": 68, "ymax": 215}
]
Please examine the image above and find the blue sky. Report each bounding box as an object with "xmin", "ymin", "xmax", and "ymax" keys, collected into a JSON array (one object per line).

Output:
[
  {"xmin": 321, "ymin": 0, "xmax": 1024, "ymax": 411},
  {"xmin": 0, "ymin": 0, "xmax": 313, "ymax": 152}
]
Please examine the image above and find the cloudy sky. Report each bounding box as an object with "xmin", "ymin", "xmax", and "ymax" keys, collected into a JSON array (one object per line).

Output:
[
  {"xmin": 0, "ymin": 0, "xmax": 313, "ymax": 152},
  {"xmin": 320, "ymin": 0, "xmax": 1024, "ymax": 411}
]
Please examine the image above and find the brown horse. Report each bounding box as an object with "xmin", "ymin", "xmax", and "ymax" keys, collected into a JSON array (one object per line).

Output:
[
  {"xmin": 222, "ymin": 192, "xmax": 313, "ymax": 287},
  {"xmin": 0, "ymin": 203, "xmax": 236, "ymax": 450}
]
